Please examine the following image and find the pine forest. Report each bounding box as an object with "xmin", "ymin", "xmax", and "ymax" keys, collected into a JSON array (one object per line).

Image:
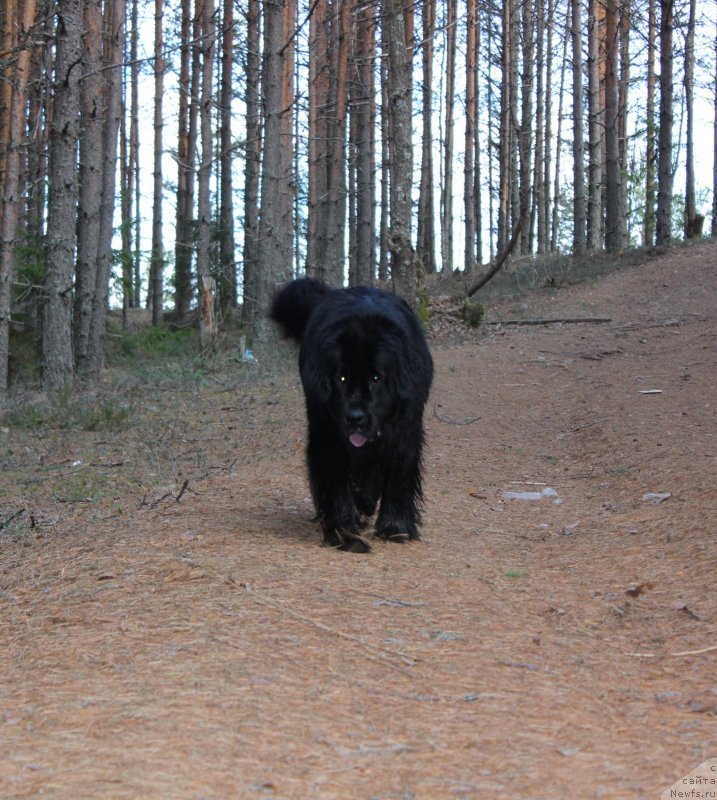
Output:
[{"xmin": 0, "ymin": 0, "xmax": 715, "ymax": 396}]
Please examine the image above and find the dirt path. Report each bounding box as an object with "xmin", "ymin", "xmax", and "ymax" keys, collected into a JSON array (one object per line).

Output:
[{"xmin": 1, "ymin": 244, "xmax": 716, "ymax": 799}]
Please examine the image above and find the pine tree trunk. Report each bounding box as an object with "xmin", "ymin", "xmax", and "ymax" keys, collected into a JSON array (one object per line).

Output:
[
  {"xmin": 655, "ymin": 0, "xmax": 673, "ymax": 246},
  {"xmin": 464, "ymin": 0, "xmax": 477, "ymax": 272},
  {"xmin": 519, "ymin": 0, "xmax": 533, "ymax": 254},
  {"xmin": 441, "ymin": 0, "xmax": 456, "ymax": 272},
  {"xmin": 498, "ymin": 0, "xmax": 513, "ymax": 252},
  {"xmin": 542, "ymin": 0, "xmax": 554, "ymax": 253},
  {"xmin": 252, "ymin": 0, "xmax": 294, "ymax": 341},
  {"xmin": 0, "ymin": 0, "xmax": 37, "ymax": 397},
  {"xmin": 74, "ymin": 0, "xmax": 103, "ymax": 372},
  {"xmin": 43, "ymin": 0, "xmax": 83, "ymax": 390},
  {"xmin": 604, "ymin": 0, "xmax": 621, "ymax": 252},
  {"xmin": 349, "ymin": 0, "xmax": 376, "ymax": 285},
  {"xmin": 85, "ymin": 0, "xmax": 124, "ymax": 380},
  {"xmin": 416, "ymin": 0, "xmax": 435, "ymax": 275},
  {"xmin": 587, "ymin": 0, "xmax": 603, "ymax": 251},
  {"xmin": 174, "ymin": 0, "xmax": 194, "ymax": 318},
  {"xmin": 197, "ymin": 0, "xmax": 217, "ymax": 353},
  {"xmin": 683, "ymin": 0, "xmax": 697, "ymax": 238},
  {"xmin": 241, "ymin": 0, "xmax": 261, "ymax": 325},
  {"xmin": 219, "ymin": 0, "xmax": 236, "ymax": 305},
  {"xmin": 617, "ymin": 3, "xmax": 629, "ymax": 246},
  {"xmin": 644, "ymin": 0, "xmax": 656, "ymax": 245},
  {"xmin": 150, "ymin": 0, "xmax": 165, "ymax": 324},
  {"xmin": 571, "ymin": 0, "xmax": 587, "ymax": 255},
  {"xmin": 534, "ymin": 0, "xmax": 546, "ymax": 254},
  {"xmin": 383, "ymin": 0, "xmax": 417, "ymax": 305}
]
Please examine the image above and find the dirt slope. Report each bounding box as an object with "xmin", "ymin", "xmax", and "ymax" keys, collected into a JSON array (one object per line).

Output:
[{"xmin": 1, "ymin": 243, "xmax": 716, "ymax": 799}]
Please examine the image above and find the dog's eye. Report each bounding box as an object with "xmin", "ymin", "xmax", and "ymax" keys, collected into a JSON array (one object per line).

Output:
[
  {"xmin": 339, "ymin": 374, "xmax": 347, "ymax": 384},
  {"xmin": 371, "ymin": 373, "xmax": 382, "ymax": 384}
]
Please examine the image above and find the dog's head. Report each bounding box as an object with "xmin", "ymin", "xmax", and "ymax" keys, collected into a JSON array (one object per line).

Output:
[{"xmin": 302, "ymin": 317, "xmax": 401, "ymax": 449}]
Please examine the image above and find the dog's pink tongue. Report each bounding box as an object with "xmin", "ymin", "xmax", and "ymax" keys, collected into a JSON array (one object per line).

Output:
[{"xmin": 349, "ymin": 433, "xmax": 367, "ymax": 448}]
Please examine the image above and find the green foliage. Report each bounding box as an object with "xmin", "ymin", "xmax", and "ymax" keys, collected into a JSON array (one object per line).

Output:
[
  {"xmin": 462, "ymin": 298, "xmax": 485, "ymax": 328},
  {"xmin": 4, "ymin": 389, "xmax": 134, "ymax": 432},
  {"xmin": 111, "ymin": 324, "xmax": 197, "ymax": 361}
]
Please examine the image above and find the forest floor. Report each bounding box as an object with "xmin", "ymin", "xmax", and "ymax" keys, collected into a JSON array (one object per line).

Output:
[{"xmin": 1, "ymin": 241, "xmax": 716, "ymax": 800}]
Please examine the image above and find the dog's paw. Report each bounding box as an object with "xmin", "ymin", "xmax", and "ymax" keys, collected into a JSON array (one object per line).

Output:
[
  {"xmin": 323, "ymin": 528, "xmax": 373, "ymax": 553},
  {"xmin": 374, "ymin": 526, "xmax": 419, "ymax": 544}
]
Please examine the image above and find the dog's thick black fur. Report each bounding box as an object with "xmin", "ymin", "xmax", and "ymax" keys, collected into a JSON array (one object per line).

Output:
[{"xmin": 271, "ymin": 278, "xmax": 433, "ymax": 552}]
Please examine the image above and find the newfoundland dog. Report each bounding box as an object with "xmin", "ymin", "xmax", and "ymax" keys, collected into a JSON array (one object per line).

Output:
[{"xmin": 271, "ymin": 278, "xmax": 433, "ymax": 552}]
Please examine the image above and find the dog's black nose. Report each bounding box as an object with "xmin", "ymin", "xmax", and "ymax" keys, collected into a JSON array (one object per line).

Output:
[{"xmin": 345, "ymin": 408, "xmax": 367, "ymax": 429}]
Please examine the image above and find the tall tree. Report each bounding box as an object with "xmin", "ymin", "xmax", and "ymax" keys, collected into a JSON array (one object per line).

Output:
[
  {"xmin": 74, "ymin": 0, "xmax": 103, "ymax": 373},
  {"xmin": 307, "ymin": 0, "xmax": 349, "ymax": 285},
  {"xmin": 533, "ymin": 0, "xmax": 546, "ymax": 254},
  {"xmin": 174, "ymin": 0, "xmax": 195, "ymax": 318},
  {"xmin": 518, "ymin": 0, "xmax": 533, "ymax": 253},
  {"xmin": 219, "ymin": 0, "xmax": 236, "ymax": 305},
  {"xmin": 42, "ymin": 0, "xmax": 83, "ymax": 390},
  {"xmin": 252, "ymin": 0, "xmax": 295, "ymax": 341},
  {"xmin": 441, "ymin": 0, "xmax": 456, "ymax": 272},
  {"xmin": 241, "ymin": 0, "xmax": 261, "ymax": 326},
  {"xmin": 416, "ymin": 0, "xmax": 436, "ymax": 274},
  {"xmin": 197, "ymin": 0, "xmax": 217, "ymax": 352},
  {"xmin": 587, "ymin": 0, "xmax": 603, "ymax": 251},
  {"xmin": 655, "ymin": 0, "xmax": 673, "ymax": 245},
  {"xmin": 683, "ymin": 0, "xmax": 698, "ymax": 237},
  {"xmin": 383, "ymin": 0, "xmax": 417, "ymax": 304},
  {"xmin": 498, "ymin": 0, "xmax": 514, "ymax": 251},
  {"xmin": 571, "ymin": 0, "xmax": 587, "ymax": 255},
  {"xmin": 150, "ymin": 0, "xmax": 165, "ymax": 324},
  {"xmin": 84, "ymin": 0, "xmax": 125, "ymax": 379},
  {"xmin": 0, "ymin": 0, "xmax": 37, "ymax": 397},
  {"xmin": 604, "ymin": 0, "xmax": 621, "ymax": 251},
  {"xmin": 644, "ymin": 0, "xmax": 656, "ymax": 245},
  {"xmin": 348, "ymin": 0, "xmax": 376, "ymax": 285},
  {"xmin": 464, "ymin": 0, "xmax": 477, "ymax": 271}
]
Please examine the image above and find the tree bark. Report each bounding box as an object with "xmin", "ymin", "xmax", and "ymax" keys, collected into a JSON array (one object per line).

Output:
[
  {"xmin": 441, "ymin": 0, "xmax": 456, "ymax": 273},
  {"xmin": 587, "ymin": 0, "xmax": 603, "ymax": 251},
  {"xmin": 0, "ymin": 0, "xmax": 37, "ymax": 397},
  {"xmin": 416, "ymin": 0, "xmax": 435, "ymax": 275},
  {"xmin": 349, "ymin": 0, "xmax": 376, "ymax": 285},
  {"xmin": 197, "ymin": 0, "xmax": 217, "ymax": 353},
  {"xmin": 150, "ymin": 0, "xmax": 165, "ymax": 324},
  {"xmin": 85, "ymin": 0, "xmax": 124, "ymax": 380},
  {"xmin": 241, "ymin": 0, "xmax": 261, "ymax": 327},
  {"xmin": 252, "ymin": 0, "xmax": 295, "ymax": 341},
  {"xmin": 464, "ymin": 0, "xmax": 477, "ymax": 272},
  {"xmin": 74, "ymin": 0, "xmax": 103, "ymax": 372},
  {"xmin": 42, "ymin": 0, "xmax": 83, "ymax": 390},
  {"xmin": 644, "ymin": 0, "xmax": 656, "ymax": 245},
  {"xmin": 683, "ymin": 0, "xmax": 697, "ymax": 238},
  {"xmin": 604, "ymin": 0, "xmax": 621, "ymax": 252},
  {"xmin": 571, "ymin": 0, "xmax": 587, "ymax": 255},
  {"xmin": 383, "ymin": 0, "xmax": 417, "ymax": 305},
  {"xmin": 174, "ymin": 0, "xmax": 194, "ymax": 318},
  {"xmin": 655, "ymin": 0, "xmax": 673, "ymax": 245},
  {"xmin": 219, "ymin": 0, "xmax": 236, "ymax": 306}
]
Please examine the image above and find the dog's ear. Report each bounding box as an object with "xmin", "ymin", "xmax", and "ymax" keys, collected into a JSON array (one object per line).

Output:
[{"xmin": 300, "ymin": 351, "xmax": 332, "ymax": 404}]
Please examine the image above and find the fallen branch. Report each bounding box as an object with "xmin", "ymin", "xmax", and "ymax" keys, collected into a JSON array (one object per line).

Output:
[
  {"xmin": 433, "ymin": 402, "xmax": 480, "ymax": 425},
  {"xmin": 467, "ymin": 215, "xmax": 523, "ymax": 298},
  {"xmin": 486, "ymin": 317, "xmax": 612, "ymax": 327},
  {"xmin": 628, "ymin": 643, "xmax": 717, "ymax": 659}
]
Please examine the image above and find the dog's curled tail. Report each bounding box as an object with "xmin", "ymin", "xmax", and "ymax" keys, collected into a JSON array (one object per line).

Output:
[{"xmin": 270, "ymin": 277, "xmax": 331, "ymax": 342}]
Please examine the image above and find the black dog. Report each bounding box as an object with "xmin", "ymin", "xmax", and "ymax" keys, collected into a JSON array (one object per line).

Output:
[{"xmin": 271, "ymin": 278, "xmax": 433, "ymax": 552}]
